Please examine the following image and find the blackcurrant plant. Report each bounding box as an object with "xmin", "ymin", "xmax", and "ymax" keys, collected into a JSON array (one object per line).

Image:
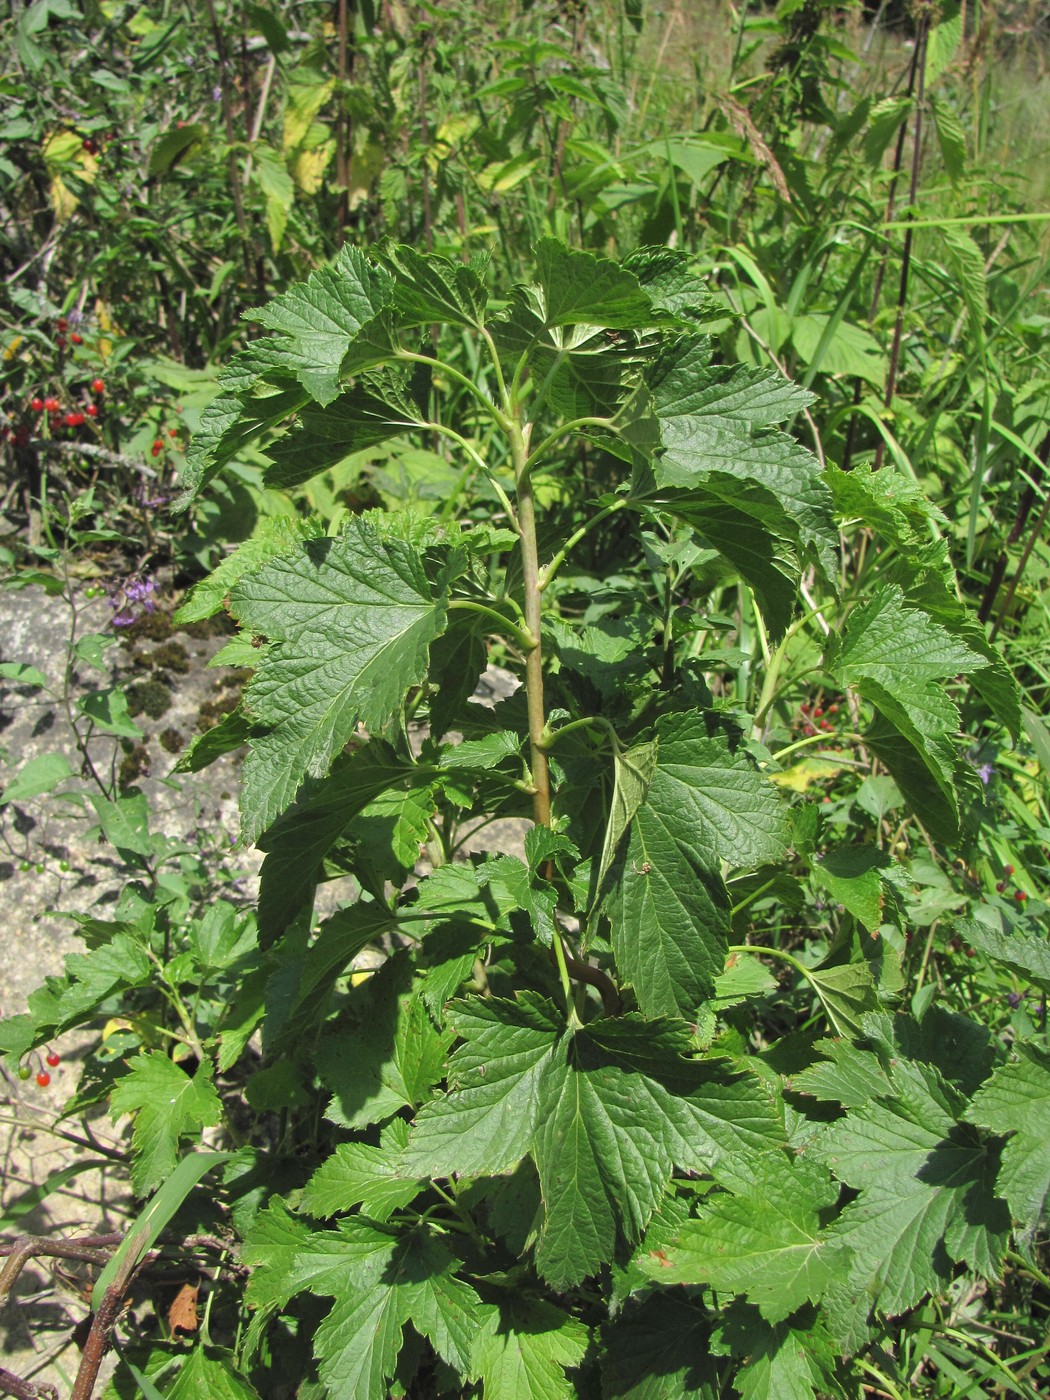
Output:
[{"xmin": 3, "ymin": 240, "xmax": 1048, "ymax": 1398}]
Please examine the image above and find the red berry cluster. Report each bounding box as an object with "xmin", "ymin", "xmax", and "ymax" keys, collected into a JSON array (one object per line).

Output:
[
  {"xmin": 15, "ymin": 1048, "xmax": 59, "ymax": 1087},
  {"xmin": 18, "ymin": 378, "xmax": 107, "ymax": 440},
  {"xmin": 151, "ymin": 423, "xmax": 183, "ymax": 458},
  {"xmin": 994, "ymin": 863, "xmax": 1029, "ymax": 902},
  {"xmin": 797, "ymin": 698, "xmax": 841, "ymax": 737}
]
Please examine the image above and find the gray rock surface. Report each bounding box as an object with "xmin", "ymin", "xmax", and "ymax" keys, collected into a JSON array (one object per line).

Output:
[{"xmin": 0, "ymin": 582, "xmax": 254, "ymax": 1397}]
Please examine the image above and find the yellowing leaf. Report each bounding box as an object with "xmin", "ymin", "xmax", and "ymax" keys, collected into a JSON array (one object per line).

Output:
[
  {"xmin": 770, "ymin": 757, "xmax": 841, "ymax": 792},
  {"xmin": 292, "ymin": 144, "xmax": 332, "ymax": 195}
]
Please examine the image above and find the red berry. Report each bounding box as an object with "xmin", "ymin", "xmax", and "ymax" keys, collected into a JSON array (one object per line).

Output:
[
  {"xmin": 1015, "ymin": 890, "xmax": 1028, "ymax": 902},
  {"xmin": 86, "ymin": 403, "xmax": 98, "ymax": 417},
  {"xmin": 168, "ymin": 427, "xmax": 178, "ymax": 438},
  {"xmin": 43, "ymin": 396, "xmax": 60, "ymax": 411},
  {"xmin": 91, "ymin": 378, "xmax": 105, "ymax": 394},
  {"xmin": 813, "ymin": 707, "xmax": 823, "ymax": 718},
  {"xmin": 36, "ymin": 1071, "xmax": 51, "ymax": 1088},
  {"xmin": 82, "ymin": 137, "xmax": 98, "ymax": 155},
  {"xmin": 70, "ymin": 333, "xmax": 83, "ymax": 345},
  {"xmin": 996, "ymin": 881, "xmax": 1006, "ymax": 893},
  {"xmin": 30, "ymin": 397, "xmax": 44, "ymax": 412},
  {"xmin": 1003, "ymin": 864, "xmax": 1015, "ymax": 878},
  {"xmin": 819, "ymin": 719, "xmax": 832, "ymax": 731},
  {"xmin": 65, "ymin": 412, "xmax": 85, "ymax": 427},
  {"xmin": 828, "ymin": 704, "xmax": 838, "ymax": 715},
  {"xmin": 45, "ymin": 1051, "xmax": 60, "ymax": 1067}
]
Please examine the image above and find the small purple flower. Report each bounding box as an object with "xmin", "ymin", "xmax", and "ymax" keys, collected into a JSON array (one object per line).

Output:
[
  {"xmin": 212, "ymin": 84, "xmax": 222, "ymax": 102},
  {"xmin": 977, "ymin": 762, "xmax": 994, "ymax": 786},
  {"xmin": 67, "ymin": 308, "xmax": 84, "ymax": 326},
  {"xmin": 1007, "ymin": 991, "xmax": 1024, "ymax": 1008},
  {"xmin": 107, "ymin": 573, "xmax": 159, "ymax": 627}
]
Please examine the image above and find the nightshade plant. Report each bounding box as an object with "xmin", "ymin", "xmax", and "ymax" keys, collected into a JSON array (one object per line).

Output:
[{"xmin": 5, "ymin": 239, "xmax": 1050, "ymax": 1397}]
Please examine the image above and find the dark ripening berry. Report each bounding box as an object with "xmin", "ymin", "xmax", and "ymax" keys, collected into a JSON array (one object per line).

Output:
[
  {"xmin": 46, "ymin": 1051, "xmax": 60, "ymax": 1067},
  {"xmin": 30, "ymin": 397, "xmax": 44, "ymax": 412},
  {"xmin": 91, "ymin": 378, "xmax": 105, "ymax": 394},
  {"xmin": 57, "ymin": 318, "xmax": 68, "ymax": 331},
  {"xmin": 1003, "ymin": 863, "xmax": 1015, "ymax": 878},
  {"xmin": 36, "ymin": 1071, "xmax": 51, "ymax": 1088},
  {"xmin": 996, "ymin": 881, "xmax": 1006, "ymax": 893}
]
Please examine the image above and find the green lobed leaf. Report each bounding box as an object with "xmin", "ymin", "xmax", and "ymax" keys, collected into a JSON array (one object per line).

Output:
[
  {"xmin": 810, "ymin": 846, "xmax": 887, "ymax": 933},
  {"xmin": 383, "ymin": 244, "xmax": 488, "ymax": 328},
  {"xmin": 594, "ymin": 736, "xmax": 657, "ymax": 896},
  {"xmin": 533, "ymin": 1019, "xmax": 784, "ymax": 1286},
  {"xmin": 531, "ymin": 238, "xmax": 655, "ymax": 329},
  {"xmin": 263, "ymin": 382, "xmax": 419, "ymax": 489},
  {"xmin": 401, "ymin": 995, "xmax": 562, "ymax": 1179},
  {"xmin": 174, "ymin": 515, "xmax": 324, "ymax": 623},
  {"xmin": 176, "ymin": 340, "xmax": 307, "ymax": 507},
  {"xmin": 965, "ymin": 1046, "xmax": 1050, "ymax": 1241},
  {"xmin": 789, "ymin": 1038, "xmax": 893, "ymax": 1109},
  {"xmin": 321, "ymin": 958, "xmax": 454, "ymax": 1129},
  {"xmin": 231, "ymin": 517, "xmax": 453, "ymax": 843},
  {"xmin": 814, "ymin": 1059, "xmax": 1010, "ymax": 1325},
  {"xmin": 251, "ymin": 242, "xmax": 395, "ymax": 404},
  {"xmin": 716, "ymin": 1304, "xmax": 846, "ymax": 1400},
  {"xmin": 256, "ymin": 741, "xmax": 415, "ymax": 941},
  {"xmin": 601, "ymin": 1293, "xmax": 718, "ymax": 1399},
  {"xmin": 109, "ymin": 1053, "xmax": 222, "ymax": 1197},
  {"xmin": 644, "ymin": 338, "xmax": 837, "ymax": 580},
  {"xmin": 828, "ymin": 586, "xmax": 987, "ymax": 836},
  {"xmin": 166, "ymin": 1347, "xmax": 260, "ymax": 1400},
  {"xmin": 472, "ymin": 1295, "xmax": 589, "ymax": 1400},
  {"xmin": 404, "ymin": 999, "xmax": 783, "ymax": 1285},
  {"xmin": 956, "ymin": 917, "xmax": 1050, "ymax": 987},
  {"xmin": 268, "ymin": 900, "xmax": 395, "ymax": 1051},
  {"xmin": 241, "ymin": 1203, "xmax": 493, "ymax": 1399},
  {"xmin": 300, "ymin": 1118, "xmax": 422, "ymax": 1223},
  {"xmin": 637, "ymin": 1152, "xmax": 847, "ymax": 1324}
]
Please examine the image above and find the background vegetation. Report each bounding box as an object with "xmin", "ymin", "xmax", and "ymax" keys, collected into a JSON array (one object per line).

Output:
[{"xmin": 1, "ymin": 1, "xmax": 1050, "ymax": 1397}]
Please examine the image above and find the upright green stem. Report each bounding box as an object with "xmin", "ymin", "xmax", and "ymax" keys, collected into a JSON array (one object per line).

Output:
[
  {"xmin": 511, "ymin": 422, "xmax": 551, "ymax": 832},
  {"xmin": 511, "ymin": 415, "xmax": 580, "ymax": 1017}
]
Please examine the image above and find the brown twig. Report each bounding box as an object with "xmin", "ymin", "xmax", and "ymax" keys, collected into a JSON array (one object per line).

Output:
[
  {"xmin": 0, "ymin": 1237, "xmax": 115, "ymax": 1309},
  {"xmin": 0, "ymin": 1366, "xmax": 58, "ymax": 1400},
  {"xmin": 979, "ymin": 431, "xmax": 1050, "ymax": 627},
  {"xmin": 874, "ymin": 10, "xmax": 930, "ymax": 471}
]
